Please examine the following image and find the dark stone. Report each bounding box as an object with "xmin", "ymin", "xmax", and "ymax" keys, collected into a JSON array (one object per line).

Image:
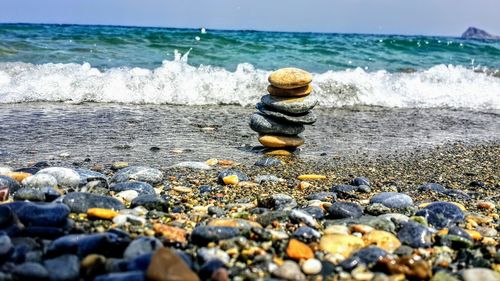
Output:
[
  {"xmin": 328, "ymin": 202, "xmax": 363, "ymax": 219},
  {"xmin": 292, "ymin": 226, "xmax": 321, "ymax": 243},
  {"xmin": 6, "ymin": 202, "xmax": 69, "ymax": 227},
  {"xmin": 254, "ymin": 157, "xmax": 281, "ymax": 167},
  {"xmin": 370, "ymin": 192, "xmax": 413, "ymax": 209},
  {"xmin": 110, "ymin": 181, "xmax": 155, "ymax": 196},
  {"xmin": 418, "ymin": 183, "xmax": 446, "ymax": 193},
  {"xmin": 46, "ymin": 232, "xmax": 128, "ymax": 258},
  {"xmin": 340, "ymin": 246, "xmax": 388, "ymax": 270},
  {"xmin": 331, "ymin": 185, "xmax": 357, "ymax": 193},
  {"xmin": 199, "ymin": 259, "xmax": 226, "ymax": 281},
  {"xmin": 256, "ymin": 210, "xmax": 290, "ymax": 226},
  {"xmin": 217, "ymin": 169, "xmax": 249, "ymax": 184},
  {"xmin": 301, "ymin": 206, "xmax": 325, "ymax": 220},
  {"xmin": 448, "ymin": 226, "xmax": 473, "ymax": 240},
  {"xmin": 397, "ymin": 221, "xmax": 432, "ymax": 248},
  {"xmin": 12, "ymin": 262, "xmax": 49, "ymax": 281},
  {"xmin": 40, "ymin": 187, "xmax": 61, "ymax": 201},
  {"xmin": 256, "ymin": 102, "xmax": 317, "ymax": 125},
  {"xmin": 351, "ymin": 177, "xmax": 370, "ymax": 186},
  {"xmin": 43, "ymin": 254, "xmax": 80, "ymax": 281},
  {"xmin": 325, "ymin": 215, "xmax": 396, "ymax": 233},
  {"xmin": 415, "ymin": 202, "xmax": 465, "ymax": 229},
  {"xmin": 191, "ymin": 226, "xmax": 242, "ymax": 246},
  {"xmin": 63, "ymin": 192, "xmax": 124, "ymax": 213},
  {"xmin": 14, "ymin": 188, "xmax": 45, "ymax": 202},
  {"xmin": 123, "ymin": 237, "xmax": 162, "ymax": 259},
  {"xmin": 94, "ymin": 271, "xmax": 146, "ymax": 281},
  {"xmin": 305, "ymin": 192, "xmax": 336, "ymax": 201},
  {"xmin": 438, "ymin": 234, "xmax": 473, "ymax": 249},
  {"xmin": 125, "ymin": 253, "xmax": 153, "ymax": 271},
  {"xmin": 443, "ymin": 189, "xmax": 471, "ymax": 200},
  {"xmin": 0, "ymin": 205, "xmax": 14, "ymax": 228},
  {"xmin": 130, "ymin": 194, "xmax": 167, "ymax": 211},
  {"xmin": 0, "ymin": 175, "xmax": 20, "ymax": 198},
  {"xmin": 258, "ymin": 194, "xmax": 297, "ymax": 210},
  {"xmin": 0, "ymin": 232, "xmax": 13, "ymax": 261},
  {"xmin": 208, "ymin": 206, "xmax": 226, "ymax": 217},
  {"xmin": 15, "ymin": 162, "xmax": 50, "ymax": 175},
  {"xmin": 249, "ymin": 113, "xmax": 305, "ymax": 136}
]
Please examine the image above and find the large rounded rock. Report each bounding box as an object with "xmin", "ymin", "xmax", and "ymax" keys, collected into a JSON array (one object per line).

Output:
[
  {"xmin": 63, "ymin": 192, "xmax": 124, "ymax": 213},
  {"xmin": 22, "ymin": 173, "xmax": 58, "ymax": 189},
  {"xmin": 268, "ymin": 67, "xmax": 312, "ymax": 89},
  {"xmin": 261, "ymin": 94, "xmax": 318, "ymax": 114},
  {"xmin": 397, "ymin": 221, "xmax": 432, "ymax": 248},
  {"xmin": 328, "ymin": 202, "xmax": 363, "ymax": 219},
  {"xmin": 111, "ymin": 166, "xmax": 163, "ymax": 185},
  {"xmin": 43, "ymin": 254, "xmax": 80, "ymax": 281},
  {"xmin": 6, "ymin": 201, "xmax": 70, "ymax": 227},
  {"xmin": 124, "ymin": 237, "xmax": 163, "ymax": 259},
  {"xmin": 146, "ymin": 248, "xmax": 200, "ymax": 281},
  {"xmin": 370, "ymin": 192, "xmax": 413, "ymax": 209},
  {"xmin": 250, "ymin": 113, "xmax": 304, "ymax": 136},
  {"xmin": 258, "ymin": 134, "xmax": 304, "ymax": 148},
  {"xmin": 36, "ymin": 167, "xmax": 81, "ymax": 188},
  {"xmin": 256, "ymin": 103, "xmax": 317, "ymax": 125},
  {"xmin": 267, "ymin": 84, "xmax": 312, "ymax": 97},
  {"xmin": 415, "ymin": 202, "xmax": 465, "ymax": 229}
]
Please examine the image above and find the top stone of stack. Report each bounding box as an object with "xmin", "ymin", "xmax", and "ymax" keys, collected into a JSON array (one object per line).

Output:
[{"xmin": 268, "ymin": 67, "xmax": 313, "ymax": 90}]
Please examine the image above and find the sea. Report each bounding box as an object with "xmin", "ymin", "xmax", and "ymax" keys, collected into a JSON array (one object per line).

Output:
[{"xmin": 0, "ymin": 23, "xmax": 499, "ymax": 166}]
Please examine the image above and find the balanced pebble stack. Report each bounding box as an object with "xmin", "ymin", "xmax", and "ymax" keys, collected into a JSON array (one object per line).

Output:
[{"xmin": 250, "ymin": 67, "xmax": 317, "ymax": 155}]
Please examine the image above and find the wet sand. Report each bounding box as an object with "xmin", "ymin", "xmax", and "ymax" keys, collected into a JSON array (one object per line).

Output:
[{"xmin": 0, "ymin": 103, "xmax": 498, "ymax": 167}]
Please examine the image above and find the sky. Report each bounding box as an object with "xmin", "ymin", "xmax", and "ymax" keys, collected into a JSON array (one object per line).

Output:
[{"xmin": 0, "ymin": 0, "xmax": 499, "ymax": 36}]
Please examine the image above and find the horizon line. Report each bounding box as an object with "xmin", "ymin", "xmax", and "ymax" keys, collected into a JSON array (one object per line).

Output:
[{"xmin": 0, "ymin": 21, "xmax": 466, "ymax": 38}]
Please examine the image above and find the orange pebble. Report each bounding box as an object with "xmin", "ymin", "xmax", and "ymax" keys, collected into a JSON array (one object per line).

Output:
[
  {"xmin": 286, "ymin": 239, "xmax": 314, "ymax": 260},
  {"xmin": 87, "ymin": 208, "xmax": 118, "ymax": 220},
  {"xmin": 6, "ymin": 172, "xmax": 32, "ymax": 183}
]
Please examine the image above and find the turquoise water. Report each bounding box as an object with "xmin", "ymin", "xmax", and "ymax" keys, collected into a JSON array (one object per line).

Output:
[
  {"xmin": 1, "ymin": 23, "xmax": 499, "ymax": 72},
  {"xmin": 0, "ymin": 23, "xmax": 499, "ymax": 109}
]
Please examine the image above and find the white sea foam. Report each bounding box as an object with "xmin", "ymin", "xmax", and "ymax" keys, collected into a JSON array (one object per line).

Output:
[{"xmin": 0, "ymin": 50, "xmax": 499, "ymax": 110}]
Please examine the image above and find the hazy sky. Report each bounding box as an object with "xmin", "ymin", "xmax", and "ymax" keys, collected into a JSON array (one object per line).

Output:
[{"xmin": 1, "ymin": 0, "xmax": 499, "ymax": 36}]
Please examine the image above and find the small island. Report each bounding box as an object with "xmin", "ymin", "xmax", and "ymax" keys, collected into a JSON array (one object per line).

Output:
[{"xmin": 461, "ymin": 27, "xmax": 500, "ymax": 40}]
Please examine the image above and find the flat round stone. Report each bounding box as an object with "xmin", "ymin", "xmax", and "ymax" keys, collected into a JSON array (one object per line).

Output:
[
  {"xmin": 268, "ymin": 67, "xmax": 312, "ymax": 89},
  {"xmin": 250, "ymin": 113, "xmax": 305, "ymax": 135},
  {"xmin": 267, "ymin": 84, "xmax": 313, "ymax": 97},
  {"xmin": 261, "ymin": 94, "xmax": 317, "ymax": 115},
  {"xmin": 258, "ymin": 134, "xmax": 305, "ymax": 148},
  {"xmin": 256, "ymin": 103, "xmax": 317, "ymax": 125}
]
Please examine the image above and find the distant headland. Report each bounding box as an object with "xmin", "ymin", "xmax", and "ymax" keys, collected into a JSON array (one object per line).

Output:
[{"xmin": 461, "ymin": 27, "xmax": 500, "ymax": 40}]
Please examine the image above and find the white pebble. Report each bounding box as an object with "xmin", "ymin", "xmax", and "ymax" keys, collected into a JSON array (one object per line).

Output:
[
  {"xmin": 115, "ymin": 190, "xmax": 139, "ymax": 202},
  {"xmin": 0, "ymin": 167, "xmax": 12, "ymax": 175},
  {"xmin": 302, "ymin": 258, "xmax": 322, "ymax": 275}
]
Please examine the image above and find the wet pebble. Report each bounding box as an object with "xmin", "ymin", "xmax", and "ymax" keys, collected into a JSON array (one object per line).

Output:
[
  {"xmin": 124, "ymin": 237, "xmax": 163, "ymax": 259},
  {"xmin": 146, "ymin": 248, "xmax": 199, "ymax": 281},
  {"xmin": 416, "ymin": 202, "xmax": 465, "ymax": 229},
  {"xmin": 397, "ymin": 221, "xmax": 432, "ymax": 248},
  {"xmin": 190, "ymin": 226, "xmax": 241, "ymax": 246},
  {"xmin": 258, "ymin": 194, "xmax": 297, "ymax": 210},
  {"xmin": 131, "ymin": 194, "xmax": 168, "ymax": 211},
  {"xmin": 63, "ymin": 192, "xmax": 124, "ymax": 213},
  {"xmin": 370, "ymin": 192, "xmax": 413, "ymax": 209},
  {"xmin": 110, "ymin": 181, "xmax": 155, "ymax": 196},
  {"xmin": 293, "ymin": 226, "xmax": 321, "ymax": 243},
  {"xmin": 7, "ymin": 201, "xmax": 70, "ymax": 227},
  {"xmin": 328, "ymin": 202, "xmax": 363, "ymax": 219},
  {"xmin": 351, "ymin": 177, "xmax": 370, "ymax": 186}
]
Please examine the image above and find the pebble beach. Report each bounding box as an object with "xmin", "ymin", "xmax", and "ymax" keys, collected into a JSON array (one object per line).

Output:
[{"xmin": 0, "ymin": 23, "xmax": 499, "ymax": 281}]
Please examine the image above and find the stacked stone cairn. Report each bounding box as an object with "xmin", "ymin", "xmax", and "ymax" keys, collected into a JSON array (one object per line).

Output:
[{"xmin": 250, "ymin": 67, "xmax": 317, "ymax": 155}]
